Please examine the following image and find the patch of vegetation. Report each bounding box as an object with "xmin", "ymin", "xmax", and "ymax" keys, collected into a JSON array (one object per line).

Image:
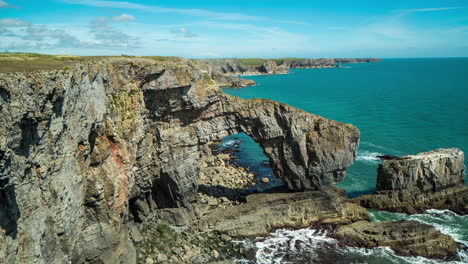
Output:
[
  {"xmin": 143, "ymin": 56, "xmax": 184, "ymax": 62},
  {"xmin": 0, "ymin": 53, "xmax": 186, "ymax": 73},
  {"xmin": 0, "ymin": 52, "xmax": 82, "ymax": 73},
  {"xmin": 138, "ymin": 220, "xmax": 244, "ymax": 263},
  {"xmin": 235, "ymin": 58, "xmax": 268, "ymax": 66},
  {"xmin": 203, "ymin": 73, "xmax": 214, "ymax": 85}
]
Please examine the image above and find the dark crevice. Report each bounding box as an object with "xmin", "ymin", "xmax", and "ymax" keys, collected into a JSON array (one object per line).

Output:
[
  {"xmin": 0, "ymin": 86, "xmax": 10, "ymax": 103},
  {"xmin": 0, "ymin": 182, "xmax": 20, "ymax": 239},
  {"xmin": 141, "ymin": 69, "xmax": 166, "ymax": 86},
  {"xmin": 154, "ymin": 172, "xmax": 184, "ymax": 209},
  {"xmin": 15, "ymin": 115, "xmax": 40, "ymax": 157}
]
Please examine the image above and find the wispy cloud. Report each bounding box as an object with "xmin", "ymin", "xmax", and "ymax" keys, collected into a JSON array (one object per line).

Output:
[
  {"xmin": 60, "ymin": 0, "xmax": 306, "ymax": 24},
  {"xmin": 409, "ymin": 7, "xmax": 464, "ymax": 12},
  {"xmin": 112, "ymin": 13, "xmax": 136, "ymax": 23},
  {"xmin": 61, "ymin": 0, "xmax": 266, "ymax": 21},
  {"xmin": 0, "ymin": 0, "xmax": 18, "ymax": 9},
  {"xmin": 0, "ymin": 16, "xmax": 139, "ymax": 51},
  {"xmin": 0, "ymin": 18, "xmax": 30, "ymax": 27},
  {"xmin": 0, "ymin": 19, "xmax": 89, "ymax": 50},
  {"xmin": 89, "ymin": 16, "xmax": 139, "ymax": 48},
  {"xmin": 171, "ymin": 27, "xmax": 197, "ymax": 38}
]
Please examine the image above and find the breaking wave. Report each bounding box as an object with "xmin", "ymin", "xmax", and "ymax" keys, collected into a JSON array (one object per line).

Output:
[
  {"xmin": 234, "ymin": 226, "xmax": 467, "ymax": 264},
  {"xmin": 220, "ymin": 139, "xmax": 240, "ymax": 150},
  {"xmin": 356, "ymin": 150, "xmax": 383, "ymax": 163},
  {"xmin": 371, "ymin": 209, "xmax": 468, "ymax": 245}
]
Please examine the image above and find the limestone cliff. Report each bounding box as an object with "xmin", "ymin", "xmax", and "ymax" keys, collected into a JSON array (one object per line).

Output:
[{"xmin": 0, "ymin": 58, "xmax": 360, "ymax": 263}]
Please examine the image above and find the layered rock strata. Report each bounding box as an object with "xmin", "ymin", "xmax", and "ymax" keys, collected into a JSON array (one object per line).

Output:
[
  {"xmin": 352, "ymin": 148, "xmax": 468, "ymax": 214},
  {"xmin": 334, "ymin": 220, "xmax": 461, "ymax": 259},
  {"xmin": 0, "ymin": 58, "xmax": 359, "ymax": 263},
  {"xmin": 198, "ymin": 187, "xmax": 370, "ymax": 237}
]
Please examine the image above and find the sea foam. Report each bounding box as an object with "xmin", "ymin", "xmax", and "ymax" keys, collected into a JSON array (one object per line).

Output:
[
  {"xmin": 234, "ymin": 227, "xmax": 468, "ymax": 264},
  {"xmin": 356, "ymin": 150, "xmax": 383, "ymax": 163}
]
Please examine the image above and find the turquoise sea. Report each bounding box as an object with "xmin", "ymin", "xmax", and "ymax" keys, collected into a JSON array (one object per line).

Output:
[{"xmin": 222, "ymin": 59, "xmax": 468, "ymax": 263}]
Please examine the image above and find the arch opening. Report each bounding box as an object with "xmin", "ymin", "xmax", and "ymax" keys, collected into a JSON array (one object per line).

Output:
[{"xmin": 197, "ymin": 133, "xmax": 286, "ymax": 204}]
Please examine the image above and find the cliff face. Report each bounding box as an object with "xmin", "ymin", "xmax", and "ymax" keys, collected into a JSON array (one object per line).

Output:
[
  {"xmin": 198, "ymin": 59, "xmax": 289, "ymax": 76},
  {"xmin": 0, "ymin": 58, "xmax": 360, "ymax": 263}
]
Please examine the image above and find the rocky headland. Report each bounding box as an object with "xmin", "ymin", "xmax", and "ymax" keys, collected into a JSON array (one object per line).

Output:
[
  {"xmin": 0, "ymin": 56, "xmax": 463, "ymax": 264},
  {"xmin": 200, "ymin": 57, "xmax": 381, "ymax": 87}
]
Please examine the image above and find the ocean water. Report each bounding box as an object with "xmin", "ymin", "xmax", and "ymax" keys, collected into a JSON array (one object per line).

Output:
[{"xmin": 222, "ymin": 58, "xmax": 468, "ymax": 263}]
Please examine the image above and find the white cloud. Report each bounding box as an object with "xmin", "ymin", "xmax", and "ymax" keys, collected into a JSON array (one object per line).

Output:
[
  {"xmin": 0, "ymin": 17, "xmax": 139, "ymax": 51},
  {"xmin": 171, "ymin": 27, "xmax": 197, "ymax": 38},
  {"xmin": 89, "ymin": 17, "xmax": 139, "ymax": 49},
  {"xmin": 0, "ymin": 0, "xmax": 17, "ymax": 8},
  {"xmin": 112, "ymin": 13, "xmax": 136, "ymax": 22},
  {"xmin": 0, "ymin": 18, "xmax": 30, "ymax": 27}
]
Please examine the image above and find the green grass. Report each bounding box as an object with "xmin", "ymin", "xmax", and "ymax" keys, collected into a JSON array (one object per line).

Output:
[
  {"xmin": 234, "ymin": 58, "xmax": 268, "ymax": 66},
  {"xmin": 0, "ymin": 53, "xmax": 183, "ymax": 73},
  {"xmin": 0, "ymin": 53, "xmax": 84, "ymax": 73},
  {"xmin": 0, "ymin": 53, "xmax": 336, "ymax": 73}
]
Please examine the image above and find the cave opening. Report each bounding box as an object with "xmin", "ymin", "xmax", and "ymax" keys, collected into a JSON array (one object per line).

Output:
[{"xmin": 197, "ymin": 132, "xmax": 286, "ymax": 205}]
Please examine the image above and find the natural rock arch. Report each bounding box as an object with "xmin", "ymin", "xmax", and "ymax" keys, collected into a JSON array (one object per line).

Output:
[{"xmin": 140, "ymin": 68, "xmax": 360, "ymax": 208}]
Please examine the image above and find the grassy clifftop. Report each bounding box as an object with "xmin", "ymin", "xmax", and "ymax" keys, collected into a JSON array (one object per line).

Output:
[
  {"xmin": 0, "ymin": 53, "xmax": 380, "ymax": 73},
  {"xmin": 0, "ymin": 53, "xmax": 183, "ymax": 73}
]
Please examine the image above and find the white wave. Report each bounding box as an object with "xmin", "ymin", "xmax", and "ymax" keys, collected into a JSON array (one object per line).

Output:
[
  {"xmin": 425, "ymin": 209, "xmax": 460, "ymax": 218},
  {"xmin": 372, "ymin": 209, "xmax": 468, "ymax": 246},
  {"xmin": 407, "ymin": 210, "xmax": 468, "ymax": 245},
  {"xmin": 360, "ymin": 141, "xmax": 404, "ymax": 155},
  {"xmin": 344, "ymin": 246, "xmax": 468, "ymax": 264},
  {"xmin": 356, "ymin": 150, "xmax": 383, "ymax": 163},
  {"xmin": 254, "ymin": 228, "xmax": 337, "ymax": 264},
  {"xmin": 234, "ymin": 227, "xmax": 468, "ymax": 264},
  {"xmin": 220, "ymin": 139, "xmax": 240, "ymax": 148}
]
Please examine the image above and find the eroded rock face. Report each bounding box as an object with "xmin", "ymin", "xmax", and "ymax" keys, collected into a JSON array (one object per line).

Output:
[
  {"xmin": 334, "ymin": 220, "xmax": 460, "ymax": 259},
  {"xmin": 199, "ymin": 187, "xmax": 369, "ymax": 237},
  {"xmin": 0, "ymin": 58, "xmax": 359, "ymax": 263},
  {"xmin": 376, "ymin": 148, "xmax": 465, "ymax": 192},
  {"xmin": 352, "ymin": 148, "xmax": 468, "ymax": 214}
]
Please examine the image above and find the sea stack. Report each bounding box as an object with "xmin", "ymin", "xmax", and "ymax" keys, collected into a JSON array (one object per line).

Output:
[{"xmin": 352, "ymin": 148, "xmax": 468, "ymax": 214}]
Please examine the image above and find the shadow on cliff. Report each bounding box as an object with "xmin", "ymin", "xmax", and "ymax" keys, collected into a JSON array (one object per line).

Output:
[
  {"xmin": 198, "ymin": 184, "xmax": 252, "ymax": 202},
  {"xmin": 198, "ymin": 184, "xmax": 291, "ymax": 202},
  {"xmin": 0, "ymin": 184, "xmax": 20, "ymax": 239}
]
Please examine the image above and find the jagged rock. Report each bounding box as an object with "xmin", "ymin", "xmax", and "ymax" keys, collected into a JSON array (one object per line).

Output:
[
  {"xmin": 352, "ymin": 148, "xmax": 467, "ymax": 214},
  {"xmin": 199, "ymin": 187, "xmax": 369, "ymax": 237},
  {"xmin": 0, "ymin": 58, "xmax": 359, "ymax": 263},
  {"xmin": 334, "ymin": 220, "xmax": 460, "ymax": 259},
  {"xmin": 200, "ymin": 59, "xmax": 289, "ymax": 76}
]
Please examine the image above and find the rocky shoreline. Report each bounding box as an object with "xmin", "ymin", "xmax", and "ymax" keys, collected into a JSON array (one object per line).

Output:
[
  {"xmin": 0, "ymin": 57, "xmax": 465, "ymax": 264},
  {"xmin": 203, "ymin": 57, "xmax": 381, "ymax": 87}
]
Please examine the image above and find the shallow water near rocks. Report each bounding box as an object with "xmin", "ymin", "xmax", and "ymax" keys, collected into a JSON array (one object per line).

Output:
[{"xmin": 223, "ymin": 58, "xmax": 468, "ymax": 263}]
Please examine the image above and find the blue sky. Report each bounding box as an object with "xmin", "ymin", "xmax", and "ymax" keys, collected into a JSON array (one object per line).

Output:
[{"xmin": 0, "ymin": 0, "xmax": 467, "ymax": 58}]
